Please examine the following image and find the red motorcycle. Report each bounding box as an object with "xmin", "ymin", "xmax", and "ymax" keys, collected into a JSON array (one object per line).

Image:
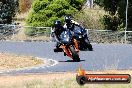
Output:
[{"xmin": 59, "ymin": 30, "xmax": 80, "ymax": 62}]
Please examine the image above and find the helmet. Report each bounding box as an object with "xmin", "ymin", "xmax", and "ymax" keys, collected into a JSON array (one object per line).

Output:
[
  {"xmin": 64, "ymin": 15, "xmax": 72, "ymax": 23},
  {"xmin": 53, "ymin": 20, "xmax": 61, "ymax": 28}
]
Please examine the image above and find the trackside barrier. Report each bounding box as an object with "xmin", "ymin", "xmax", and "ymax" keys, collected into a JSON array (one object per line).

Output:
[
  {"xmin": 0, "ymin": 24, "xmax": 52, "ymax": 40},
  {"xmin": 86, "ymin": 29, "xmax": 132, "ymax": 44},
  {"xmin": 0, "ymin": 24, "xmax": 132, "ymax": 43}
]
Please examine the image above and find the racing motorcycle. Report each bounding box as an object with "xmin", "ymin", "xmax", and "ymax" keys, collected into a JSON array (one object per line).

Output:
[
  {"xmin": 58, "ymin": 30, "xmax": 80, "ymax": 62},
  {"xmin": 72, "ymin": 25, "xmax": 93, "ymax": 51}
]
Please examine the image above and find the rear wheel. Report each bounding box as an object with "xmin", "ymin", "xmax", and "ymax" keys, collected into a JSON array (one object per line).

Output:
[
  {"xmin": 84, "ymin": 39, "xmax": 93, "ymax": 51},
  {"xmin": 69, "ymin": 46, "xmax": 80, "ymax": 62}
]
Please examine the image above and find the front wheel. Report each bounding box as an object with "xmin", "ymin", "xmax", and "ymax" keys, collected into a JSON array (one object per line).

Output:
[{"xmin": 69, "ymin": 46, "xmax": 80, "ymax": 62}]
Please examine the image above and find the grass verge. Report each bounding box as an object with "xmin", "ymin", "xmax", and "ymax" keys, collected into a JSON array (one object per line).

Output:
[
  {"xmin": 0, "ymin": 53, "xmax": 43, "ymax": 71},
  {"xmin": 0, "ymin": 70, "xmax": 131, "ymax": 88}
]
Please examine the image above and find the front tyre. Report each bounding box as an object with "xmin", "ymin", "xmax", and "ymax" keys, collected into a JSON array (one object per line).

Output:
[{"xmin": 69, "ymin": 46, "xmax": 80, "ymax": 62}]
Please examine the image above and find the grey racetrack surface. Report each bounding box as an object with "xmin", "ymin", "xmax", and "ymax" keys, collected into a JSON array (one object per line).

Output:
[{"xmin": 0, "ymin": 41, "xmax": 132, "ymax": 75}]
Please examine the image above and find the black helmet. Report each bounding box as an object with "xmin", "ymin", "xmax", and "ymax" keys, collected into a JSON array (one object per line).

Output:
[
  {"xmin": 53, "ymin": 20, "xmax": 61, "ymax": 28},
  {"xmin": 64, "ymin": 15, "xmax": 72, "ymax": 23}
]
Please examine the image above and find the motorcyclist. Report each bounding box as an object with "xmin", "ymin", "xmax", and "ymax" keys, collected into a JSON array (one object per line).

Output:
[
  {"xmin": 63, "ymin": 15, "xmax": 80, "ymax": 31},
  {"xmin": 63, "ymin": 15, "xmax": 93, "ymax": 51},
  {"xmin": 51, "ymin": 20, "xmax": 65, "ymax": 52}
]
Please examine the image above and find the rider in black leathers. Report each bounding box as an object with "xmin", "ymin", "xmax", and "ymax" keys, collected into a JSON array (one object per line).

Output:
[
  {"xmin": 51, "ymin": 16, "xmax": 85, "ymax": 52},
  {"xmin": 63, "ymin": 15, "xmax": 80, "ymax": 31},
  {"xmin": 51, "ymin": 20, "xmax": 66, "ymax": 52}
]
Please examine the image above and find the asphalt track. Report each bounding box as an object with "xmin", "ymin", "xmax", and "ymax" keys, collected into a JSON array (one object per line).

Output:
[{"xmin": 0, "ymin": 41, "xmax": 132, "ymax": 75}]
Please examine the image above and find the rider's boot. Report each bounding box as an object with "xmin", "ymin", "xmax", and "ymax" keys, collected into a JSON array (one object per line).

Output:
[
  {"xmin": 54, "ymin": 43, "xmax": 63, "ymax": 52},
  {"xmin": 54, "ymin": 47, "xmax": 63, "ymax": 52},
  {"xmin": 64, "ymin": 52, "xmax": 66, "ymax": 56}
]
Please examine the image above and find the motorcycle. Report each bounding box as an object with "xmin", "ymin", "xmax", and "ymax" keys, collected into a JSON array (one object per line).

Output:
[
  {"xmin": 58, "ymin": 30, "xmax": 80, "ymax": 62},
  {"xmin": 72, "ymin": 25, "xmax": 93, "ymax": 51}
]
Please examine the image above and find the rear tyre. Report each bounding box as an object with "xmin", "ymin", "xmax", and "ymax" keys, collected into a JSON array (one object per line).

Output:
[
  {"xmin": 69, "ymin": 46, "xmax": 80, "ymax": 62},
  {"xmin": 84, "ymin": 39, "xmax": 93, "ymax": 51},
  {"xmin": 87, "ymin": 44, "xmax": 93, "ymax": 51}
]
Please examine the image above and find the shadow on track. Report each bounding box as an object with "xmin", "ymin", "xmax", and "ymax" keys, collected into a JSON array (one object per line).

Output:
[{"xmin": 59, "ymin": 60, "xmax": 85, "ymax": 62}]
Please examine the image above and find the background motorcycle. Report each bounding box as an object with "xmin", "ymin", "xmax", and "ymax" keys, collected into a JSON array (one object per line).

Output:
[
  {"xmin": 72, "ymin": 25, "xmax": 93, "ymax": 51},
  {"xmin": 59, "ymin": 30, "xmax": 80, "ymax": 62}
]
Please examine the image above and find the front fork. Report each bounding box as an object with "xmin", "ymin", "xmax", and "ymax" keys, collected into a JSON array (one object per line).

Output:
[
  {"xmin": 60, "ymin": 45, "xmax": 72, "ymax": 58},
  {"xmin": 73, "ymin": 38, "xmax": 79, "ymax": 53}
]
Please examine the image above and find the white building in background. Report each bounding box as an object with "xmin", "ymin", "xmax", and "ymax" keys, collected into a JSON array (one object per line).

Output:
[{"xmin": 85, "ymin": 0, "xmax": 94, "ymax": 8}]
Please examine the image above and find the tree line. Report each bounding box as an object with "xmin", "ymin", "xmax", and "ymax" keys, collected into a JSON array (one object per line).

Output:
[
  {"xmin": 26, "ymin": 0, "xmax": 86, "ymax": 27},
  {"xmin": 94, "ymin": 0, "xmax": 132, "ymax": 31},
  {"xmin": 0, "ymin": 0, "xmax": 132, "ymax": 31}
]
